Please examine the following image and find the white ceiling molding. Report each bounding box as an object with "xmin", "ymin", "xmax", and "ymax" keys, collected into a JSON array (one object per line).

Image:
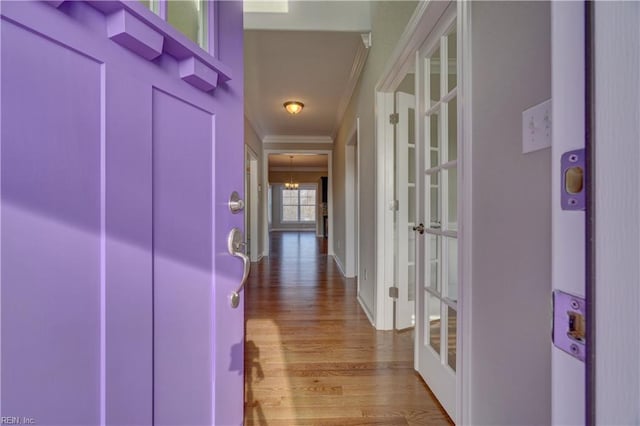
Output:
[
  {"xmin": 262, "ymin": 135, "xmax": 333, "ymax": 145},
  {"xmin": 331, "ymin": 40, "xmax": 370, "ymax": 138},
  {"xmin": 270, "ymin": 166, "xmax": 328, "ymax": 172}
]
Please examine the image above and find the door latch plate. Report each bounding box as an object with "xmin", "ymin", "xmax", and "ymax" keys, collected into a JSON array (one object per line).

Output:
[
  {"xmin": 552, "ymin": 290, "xmax": 586, "ymax": 362},
  {"xmin": 561, "ymin": 149, "xmax": 586, "ymax": 211}
]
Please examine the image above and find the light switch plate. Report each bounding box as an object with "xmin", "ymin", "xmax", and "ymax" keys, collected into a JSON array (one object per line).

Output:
[{"xmin": 522, "ymin": 99, "xmax": 552, "ymax": 154}]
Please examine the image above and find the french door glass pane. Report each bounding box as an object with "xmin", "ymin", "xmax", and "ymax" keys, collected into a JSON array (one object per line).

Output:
[
  {"xmin": 408, "ymin": 229, "xmax": 415, "ymax": 264},
  {"xmin": 447, "ymin": 306, "xmax": 457, "ymax": 371},
  {"xmin": 446, "ymin": 168, "xmax": 457, "ymax": 231},
  {"xmin": 408, "ymin": 186, "xmax": 416, "ymax": 224},
  {"xmin": 447, "ymin": 29, "xmax": 457, "ymax": 92},
  {"xmin": 427, "ymin": 292, "xmax": 441, "ymax": 354},
  {"xmin": 446, "ymin": 237, "xmax": 458, "ymax": 301},
  {"xmin": 429, "ymin": 47, "xmax": 441, "ymax": 105},
  {"xmin": 139, "ymin": 0, "xmax": 152, "ymax": 9},
  {"xmin": 428, "ymin": 234, "xmax": 440, "ymax": 291},
  {"xmin": 447, "ymin": 97, "xmax": 458, "ymax": 162},
  {"xmin": 430, "ymin": 188, "xmax": 440, "ymax": 228},
  {"xmin": 408, "ymin": 265, "xmax": 416, "ymax": 301},
  {"xmin": 167, "ymin": 0, "xmax": 207, "ymax": 49},
  {"xmin": 408, "ymin": 146, "xmax": 416, "ymax": 184},
  {"xmin": 430, "ymin": 112, "xmax": 440, "ymax": 151},
  {"xmin": 408, "ymin": 108, "xmax": 416, "ymax": 145}
]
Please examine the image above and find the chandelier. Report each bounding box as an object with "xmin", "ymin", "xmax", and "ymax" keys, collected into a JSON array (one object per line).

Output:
[{"xmin": 284, "ymin": 155, "xmax": 299, "ymax": 189}]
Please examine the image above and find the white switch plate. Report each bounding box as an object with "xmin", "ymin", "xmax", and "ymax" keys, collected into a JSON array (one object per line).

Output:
[{"xmin": 522, "ymin": 99, "xmax": 552, "ymax": 154}]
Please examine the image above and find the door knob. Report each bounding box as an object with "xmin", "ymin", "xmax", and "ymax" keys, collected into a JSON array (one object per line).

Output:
[
  {"xmin": 413, "ymin": 223, "xmax": 425, "ymax": 235},
  {"xmin": 227, "ymin": 227, "xmax": 250, "ymax": 308},
  {"xmin": 228, "ymin": 191, "xmax": 245, "ymax": 214}
]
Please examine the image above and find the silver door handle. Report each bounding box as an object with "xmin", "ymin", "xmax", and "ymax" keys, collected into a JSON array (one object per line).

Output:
[{"xmin": 228, "ymin": 227, "xmax": 250, "ymax": 308}]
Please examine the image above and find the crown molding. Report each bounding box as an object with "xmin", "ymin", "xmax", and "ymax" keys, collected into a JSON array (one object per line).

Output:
[
  {"xmin": 331, "ymin": 38, "xmax": 370, "ymax": 138},
  {"xmin": 262, "ymin": 135, "xmax": 333, "ymax": 145}
]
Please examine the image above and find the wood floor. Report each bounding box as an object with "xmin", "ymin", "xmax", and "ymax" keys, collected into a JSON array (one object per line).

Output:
[{"xmin": 244, "ymin": 231, "xmax": 453, "ymax": 426}]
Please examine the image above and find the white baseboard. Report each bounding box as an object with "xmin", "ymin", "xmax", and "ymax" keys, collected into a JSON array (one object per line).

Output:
[
  {"xmin": 332, "ymin": 254, "xmax": 347, "ymax": 277},
  {"xmin": 357, "ymin": 294, "xmax": 376, "ymax": 327}
]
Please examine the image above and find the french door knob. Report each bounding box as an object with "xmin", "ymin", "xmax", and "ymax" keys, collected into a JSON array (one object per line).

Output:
[{"xmin": 413, "ymin": 223, "xmax": 425, "ymax": 235}]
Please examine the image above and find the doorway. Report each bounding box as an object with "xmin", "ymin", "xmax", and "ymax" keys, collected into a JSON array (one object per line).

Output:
[
  {"xmin": 262, "ymin": 150, "xmax": 334, "ymax": 257},
  {"xmin": 374, "ymin": 0, "xmax": 467, "ymax": 421}
]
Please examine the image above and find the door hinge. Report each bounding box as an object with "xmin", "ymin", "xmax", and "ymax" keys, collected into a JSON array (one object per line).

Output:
[
  {"xmin": 389, "ymin": 113, "xmax": 399, "ymax": 125},
  {"xmin": 389, "ymin": 200, "xmax": 399, "ymax": 211},
  {"xmin": 389, "ymin": 287, "xmax": 399, "ymax": 299}
]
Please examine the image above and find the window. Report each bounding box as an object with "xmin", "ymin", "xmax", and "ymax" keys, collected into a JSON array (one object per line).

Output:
[{"xmin": 282, "ymin": 186, "xmax": 316, "ymax": 222}]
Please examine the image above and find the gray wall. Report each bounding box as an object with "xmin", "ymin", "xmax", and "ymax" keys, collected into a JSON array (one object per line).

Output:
[
  {"xmin": 333, "ymin": 1, "xmax": 418, "ymax": 317},
  {"xmin": 469, "ymin": 2, "xmax": 551, "ymax": 424}
]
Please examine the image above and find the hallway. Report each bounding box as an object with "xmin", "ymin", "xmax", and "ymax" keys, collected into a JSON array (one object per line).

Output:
[{"xmin": 244, "ymin": 231, "xmax": 452, "ymax": 425}]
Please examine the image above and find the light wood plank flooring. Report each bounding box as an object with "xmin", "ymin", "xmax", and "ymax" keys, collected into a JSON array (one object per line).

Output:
[{"xmin": 245, "ymin": 231, "xmax": 453, "ymax": 426}]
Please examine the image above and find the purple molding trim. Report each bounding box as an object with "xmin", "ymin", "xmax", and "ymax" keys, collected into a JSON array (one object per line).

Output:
[
  {"xmin": 107, "ymin": 9, "xmax": 163, "ymax": 61},
  {"xmin": 87, "ymin": 1, "xmax": 231, "ymax": 82},
  {"xmin": 45, "ymin": 0, "xmax": 66, "ymax": 7},
  {"xmin": 179, "ymin": 57, "xmax": 219, "ymax": 92}
]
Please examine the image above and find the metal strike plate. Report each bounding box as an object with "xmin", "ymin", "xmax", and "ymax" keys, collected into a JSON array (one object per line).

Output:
[
  {"xmin": 552, "ymin": 290, "xmax": 586, "ymax": 362},
  {"xmin": 561, "ymin": 149, "xmax": 586, "ymax": 210}
]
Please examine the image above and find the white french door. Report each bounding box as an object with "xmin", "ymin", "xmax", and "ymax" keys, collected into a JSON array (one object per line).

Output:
[
  {"xmin": 415, "ymin": 5, "xmax": 459, "ymax": 420},
  {"xmin": 395, "ymin": 91, "xmax": 417, "ymax": 330}
]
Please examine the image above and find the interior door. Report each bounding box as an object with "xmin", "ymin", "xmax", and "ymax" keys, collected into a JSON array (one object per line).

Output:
[
  {"xmin": 415, "ymin": 7, "xmax": 458, "ymax": 420},
  {"xmin": 0, "ymin": 2, "xmax": 245, "ymax": 425},
  {"xmin": 394, "ymin": 91, "xmax": 417, "ymax": 330}
]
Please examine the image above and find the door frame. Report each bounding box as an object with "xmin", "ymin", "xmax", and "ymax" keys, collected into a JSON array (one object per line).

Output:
[
  {"xmin": 345, "ymin": 118, "xmax": 360, "ymax": 278},
  {"xmin": 261, "ymin": 149, "xmax": 333, "ymax": 257},
  {"xmin": 373, "ymin": 0, "xmax": 472, "ymax": 422},
  {"xmin": 245, "ymin": 145, "xmax": 260, "ymax": 262}
]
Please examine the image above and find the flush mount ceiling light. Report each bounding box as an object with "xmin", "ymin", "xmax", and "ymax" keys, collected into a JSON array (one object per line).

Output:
[{"xmin": 284, "ymin": 101, "xmax": 304, "ymax": 115}]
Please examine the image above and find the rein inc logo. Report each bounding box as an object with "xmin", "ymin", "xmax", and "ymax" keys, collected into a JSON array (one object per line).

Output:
[{"xmin": 1, "ymin": 417, "xmax": 35, "ymax": 425}]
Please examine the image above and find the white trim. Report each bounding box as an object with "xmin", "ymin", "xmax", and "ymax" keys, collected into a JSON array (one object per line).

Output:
[
  {"xmin": 458, "ymin": 2, "xmax": 473, "ymax": 424},
  {"xmin": 263, "ymin": 149, "xmax": 334, "ymax": 257},
  {"xmin": 357, "ymin": 294, "xmax": 376, "ymax": 327},
  {"xmin": 245, "ymin": 146, "xmax": 260, "ymax": 262},
  {"xmin": 344, "ymin": 118, "xmax": 359, "ymax": 279},
  {"xmin": 262, "ymin": 135, "xmax": 333, "ymax": 145},
  {"xmin": 332, "ymin": 254, "xmax": 347, "ymax": 278}
]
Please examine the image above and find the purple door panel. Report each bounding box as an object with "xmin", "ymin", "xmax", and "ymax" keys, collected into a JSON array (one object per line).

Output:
[{"xmin": 0, "ymin": 1, "xmax": 244, "ymax": 425}]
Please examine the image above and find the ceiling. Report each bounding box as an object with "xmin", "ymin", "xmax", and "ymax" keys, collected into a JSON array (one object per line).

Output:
[
  {"xmin": 269, "ymin": 153, "xmax": 328, "ymax": 169},
  {"xmin": 244, "ymin": 30, "xmax": 365, "ymax": 140}
]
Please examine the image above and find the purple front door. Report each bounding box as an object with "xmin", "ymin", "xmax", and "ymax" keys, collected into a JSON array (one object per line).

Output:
[{"xmin": 0, "ymin": 2, "xmax": 244, "ymax": 425}]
